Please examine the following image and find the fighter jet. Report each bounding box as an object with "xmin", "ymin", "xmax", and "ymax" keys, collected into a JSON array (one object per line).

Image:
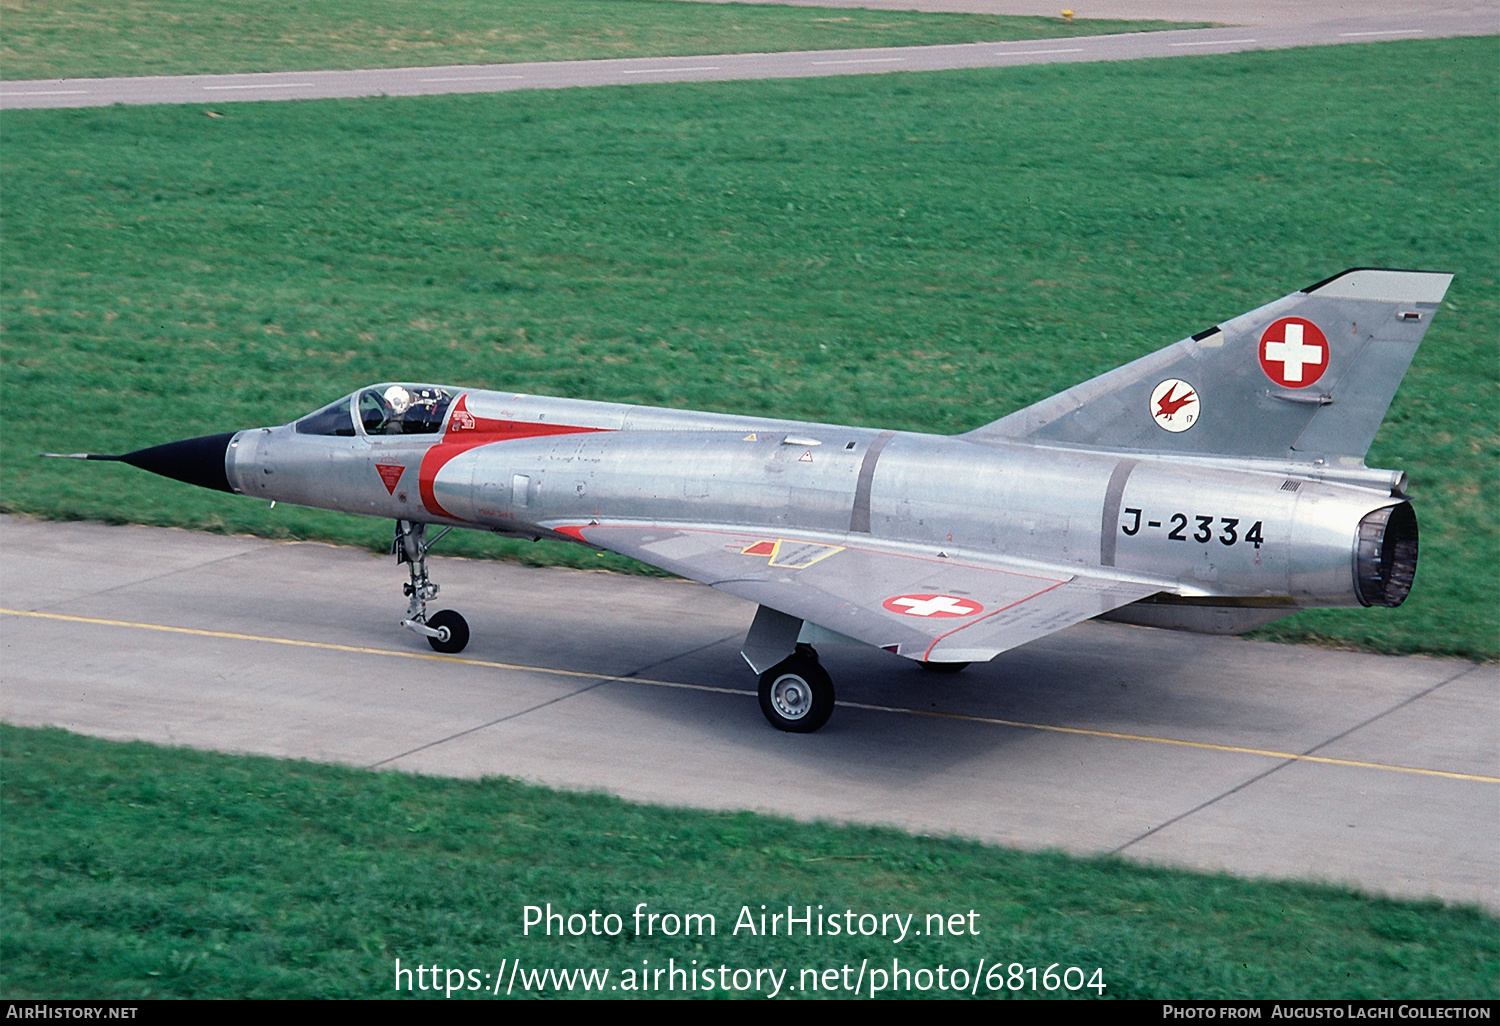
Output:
[{"xmin": 51, "ymin": 268, "xmax": 1449, "ymax": 732}]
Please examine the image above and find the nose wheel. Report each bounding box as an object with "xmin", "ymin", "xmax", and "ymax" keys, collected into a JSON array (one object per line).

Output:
[
  {"xmin": 758, "ymin": 646, "xmax": 834, "ymax": 733},
  {"xmin": 394, "ymin": 520, "xmax": 469, "ymax": 654},
  {"xmin": 423, "ymin": 608, "xmax": 470, "ymax": 655}
]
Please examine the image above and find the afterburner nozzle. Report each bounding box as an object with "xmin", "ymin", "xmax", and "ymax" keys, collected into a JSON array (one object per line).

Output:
[{"xmin": 43, "ymin": 432, "xmax": 237, "ymax": 493}]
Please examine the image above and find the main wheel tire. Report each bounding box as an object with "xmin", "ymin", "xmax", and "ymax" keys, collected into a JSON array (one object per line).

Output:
[
  {"xmin": 426, "ymin": 609, "xmax": 470, "ymax": 654},
  {"xmin": 758, "ymin": 653, "xmax": 834, "ymax": 733},
  {"xmin": 920, "ymin": 660, "xmax": 970, "ymax": 674}
]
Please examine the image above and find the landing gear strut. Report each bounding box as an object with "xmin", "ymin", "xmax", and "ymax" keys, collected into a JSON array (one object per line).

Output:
[
  {"xmin": 394, "ymin": 520, "xmax": 469, "ymax": 654},
  {"xmin": 758, "ymin": 644, "xmax": 834, "ymax": 733}
]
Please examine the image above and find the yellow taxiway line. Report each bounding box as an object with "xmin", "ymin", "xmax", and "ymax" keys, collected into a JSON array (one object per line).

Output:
[{"xmin": 3, "ymin": 607, "xmax": 1494, "ymax": 785}]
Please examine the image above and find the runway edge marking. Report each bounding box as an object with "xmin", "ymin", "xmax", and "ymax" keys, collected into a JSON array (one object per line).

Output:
[{"xmin": 3, "ymin": 607, "xmax": 1494, "ymax": 785}]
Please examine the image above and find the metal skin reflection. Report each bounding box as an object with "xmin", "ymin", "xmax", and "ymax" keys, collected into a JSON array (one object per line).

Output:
[{"xmin": 54, "ymin": 269, "xmax": 1447, "ymax": 732}]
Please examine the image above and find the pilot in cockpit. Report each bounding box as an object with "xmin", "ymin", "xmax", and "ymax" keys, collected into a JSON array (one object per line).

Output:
[
  {"xmin": 298, "ymin": 384, "xmax": 454, "ymax": 437},
  {"xmin": 382, "ymin": 385, "xmax": 412, "ymax": 433}
]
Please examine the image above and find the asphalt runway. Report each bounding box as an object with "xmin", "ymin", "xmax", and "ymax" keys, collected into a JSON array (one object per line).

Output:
[
  {"xmin": 2, "ymin": 514, "xmax": 1494, "ymax": 910},
  {"xmin": 1, "ymin": 3, "xmax": 1493, "ymax": 109}
]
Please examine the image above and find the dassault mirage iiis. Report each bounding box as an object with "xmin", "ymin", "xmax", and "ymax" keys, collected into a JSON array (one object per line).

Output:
[{"xmin": 53, "ymin": 269, "xmax": 1448, "ymax": 732}]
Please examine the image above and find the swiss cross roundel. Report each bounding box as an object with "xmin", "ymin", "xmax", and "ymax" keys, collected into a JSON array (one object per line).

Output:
[
  {"xmin": 1258, "ymin": 317, "xmax": 1329, "ymax": 389},
  {"xmin": 882, "ymin": 594, "xmax": 984, "ymax": 618}
]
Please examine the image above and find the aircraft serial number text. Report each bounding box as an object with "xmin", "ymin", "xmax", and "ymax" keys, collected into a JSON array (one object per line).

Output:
[{"xmin": 1121, "ymin": 509, "xmax": 1265, "ymax": 549}]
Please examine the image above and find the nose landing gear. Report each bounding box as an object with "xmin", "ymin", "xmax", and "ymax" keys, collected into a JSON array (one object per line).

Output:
[{"xmin": 394, "ymin": 520, "xmax": 469, "ymax": 654}]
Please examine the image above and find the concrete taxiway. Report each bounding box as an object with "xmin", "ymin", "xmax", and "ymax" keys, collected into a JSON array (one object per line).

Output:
[
  {"xmin": 693, "ymin": 0, "xmax": 1496, "ymax": 26},
  {"xmin": 1, "ymin": 3, "xmax": 1493, "ymax": 109},
  {"xmin": 1, "ymin": 514, "xmax": 1494, "ymax": 910}
]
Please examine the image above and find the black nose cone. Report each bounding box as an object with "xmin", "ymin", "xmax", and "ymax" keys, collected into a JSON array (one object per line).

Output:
[{"xmin": 112, "ymin": 432, "xmax": 236, "ymax": 493}]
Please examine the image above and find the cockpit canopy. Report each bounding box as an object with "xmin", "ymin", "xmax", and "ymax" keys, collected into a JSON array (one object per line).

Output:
[{"xmin": 295, "ymin": 385, "xmax": 456, "ymax": 437}]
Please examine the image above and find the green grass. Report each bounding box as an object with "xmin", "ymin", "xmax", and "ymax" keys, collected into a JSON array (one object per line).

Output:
[
  {"xmin": 1, "ymin": 38, "xmax": 1495, "ymax": 658},
  {"xmin": 0, "ymin": 0, "xmax": 1192, "ymax": 80},
  {"xmin": 2, "ymin": 724, "xmax": 1494, "ymax": 999}
]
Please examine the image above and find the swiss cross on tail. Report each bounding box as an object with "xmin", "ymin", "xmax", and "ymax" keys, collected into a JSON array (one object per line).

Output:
[{"xmin": 1259, "ymin": 317, "xmax": 1329, "ymax": 388}]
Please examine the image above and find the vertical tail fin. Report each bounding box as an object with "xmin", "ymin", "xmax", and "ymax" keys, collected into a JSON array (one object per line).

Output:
[{"xmin": 965, "ymin": 269, "xmax": 1452, "ymax": 464}]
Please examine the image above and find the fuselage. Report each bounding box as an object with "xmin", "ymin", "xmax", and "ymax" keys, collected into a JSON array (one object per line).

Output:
[
  {"xmin": 224, "ymin": 383, "xmax": 1416, "ymax": 619},
  {"xmin": 54, "ymin": 267, "xmax": 1448, "ymax": 732}
]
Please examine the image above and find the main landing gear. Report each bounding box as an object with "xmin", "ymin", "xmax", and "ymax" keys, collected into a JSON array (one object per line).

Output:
[
  {"xmin": 758, "ymin": 644, "xmax": 834, "ymax": 734},
  {"xmin": 742, "ymin": 606, "xmax": 836, "ymax": 733},
  {"xmin": 394, "ymin": 520, "xmax": 469, "ymax": 654}
]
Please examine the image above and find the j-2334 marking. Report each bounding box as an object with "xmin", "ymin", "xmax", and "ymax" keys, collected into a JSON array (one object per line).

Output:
[{"xmin": 1121, "ymin": 509, "xmax": 1265, "ymax": 548}]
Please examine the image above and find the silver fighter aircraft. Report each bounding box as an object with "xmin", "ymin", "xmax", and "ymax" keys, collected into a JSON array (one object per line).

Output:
[{"xmin": 53, "ymin": 268, "xmax": 1450, "ymax": 732}]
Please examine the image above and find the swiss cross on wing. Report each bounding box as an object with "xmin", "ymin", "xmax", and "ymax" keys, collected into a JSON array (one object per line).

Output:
[
  {"xmin": 1258, "ymin": 317, "xmax": 1329, "ymax": 388},
  {"xmin": 881, "ymin": 594, "xmax": 984, "ymax": 618}
]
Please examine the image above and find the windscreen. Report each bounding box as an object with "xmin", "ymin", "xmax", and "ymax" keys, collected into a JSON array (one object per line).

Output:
[
  {"xmin": 294, "ymin": 395, "xmax": 356, "ymax": 436},
  {"xmin": 358, "ymin": 385, "xmax": 455, "ymax": 435}
]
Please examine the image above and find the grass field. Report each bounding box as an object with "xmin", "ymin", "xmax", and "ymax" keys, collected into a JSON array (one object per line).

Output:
[
  {"xmin": 2, "ymin": 724, "xmax": 1494, "ymax": 999},
  {"xmin": 0, "ymin": 0, "xmax": 1190, "ymax": 79},
  {"xmin": 2, "ymin": 38, "xmax": 1494, "ymax": 658}
]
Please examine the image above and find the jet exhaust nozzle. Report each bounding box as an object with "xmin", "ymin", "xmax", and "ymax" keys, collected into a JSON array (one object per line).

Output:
[
  {"xmin": 1355, "ymin": 501, "xmax": 1418, "ymax": 608},
  {"xmin": 85, "ymin": 432, "xmax": 238, "ymax": 493}
]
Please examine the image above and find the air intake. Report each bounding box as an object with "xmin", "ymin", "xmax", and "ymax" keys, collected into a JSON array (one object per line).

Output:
[{"xmin": 1355, "ymin": 502, "xmax": 1418, "ymax": 607}]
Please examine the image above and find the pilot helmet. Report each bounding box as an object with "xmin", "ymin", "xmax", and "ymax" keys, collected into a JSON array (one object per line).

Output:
[{"xmin": 383, "ymin": 385, "xmax": 412, "ymax": 415}]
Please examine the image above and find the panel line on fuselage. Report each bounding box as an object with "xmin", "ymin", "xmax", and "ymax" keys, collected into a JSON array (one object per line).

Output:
[
  {"xmin": 849, "ymin": 430, "xmax": 896, "ymax": 534},
  {"xmin": 1099, "ymin": 458, "xmax": 1140, "ymax": 568}
]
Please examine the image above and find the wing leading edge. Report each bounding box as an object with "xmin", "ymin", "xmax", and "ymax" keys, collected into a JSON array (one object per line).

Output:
[{"xmin": 552, "ymin": 522, "xmax": 1158, "ymax": 663}]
